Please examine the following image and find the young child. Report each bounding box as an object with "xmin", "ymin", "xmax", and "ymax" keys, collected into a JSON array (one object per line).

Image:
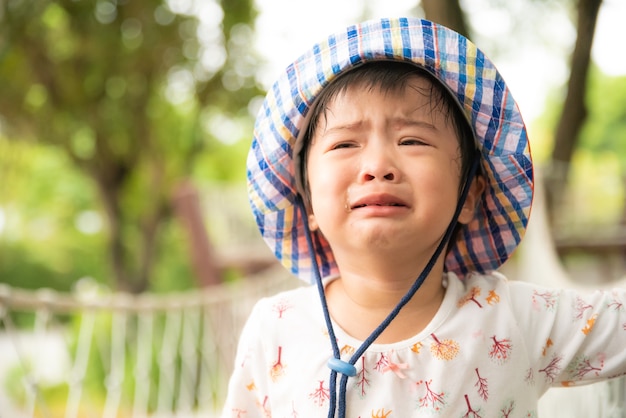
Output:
[{"xmin": 223, "ymin": 17, "xmax": 626, "ymax": 417}]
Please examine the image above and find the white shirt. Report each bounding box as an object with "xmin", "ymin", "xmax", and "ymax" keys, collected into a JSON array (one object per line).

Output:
[{"xmin": 222, "ymin": 272, "xmax": 626, "ymax": 417}]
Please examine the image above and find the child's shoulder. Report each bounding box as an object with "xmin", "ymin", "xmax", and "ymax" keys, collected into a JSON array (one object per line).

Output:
[
  {"xmin": 454, "ymin": 270, "xmax": 516, "ymax": 291},
  {"xmin": 249, "ymin": 281, "xmax": 322, "ymax": 319},
  {"xmin": 452, "ymin": 270, "xmax": 547, "ymax": 303},
  {"xmin": 458, "ymin": 270, "xmax": 544, "ymax": 289}
]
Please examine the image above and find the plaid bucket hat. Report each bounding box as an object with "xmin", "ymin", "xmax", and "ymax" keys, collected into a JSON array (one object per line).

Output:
[{"xmin": 247, "ymin": 17, "xmax": 533, "ymax": 283}]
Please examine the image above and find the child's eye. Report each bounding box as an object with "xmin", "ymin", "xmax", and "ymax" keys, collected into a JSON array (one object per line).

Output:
[
  {"xmin": 400, "ymin": 138, "xmax": 428, "ymax": 146},
  {"xmin": 331, "ymin": 142, "xmax": 357, "ymax": 150}
]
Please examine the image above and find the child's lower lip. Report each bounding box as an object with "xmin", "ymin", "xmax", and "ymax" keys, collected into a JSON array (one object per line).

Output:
[{"xmin": 352, "ymin": 205, "xmax": 408, "ymax": 215}]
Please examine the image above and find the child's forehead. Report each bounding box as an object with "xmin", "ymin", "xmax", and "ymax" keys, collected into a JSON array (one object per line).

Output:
[
  {"xmin": 318, "ymin": 74, "xmax": 456, "ymax": 123},
  {"xmin": 342, "ymin": 71, "xmax": 436, "ymax": 93},
  {"xmin": 328, "ymin": 66, "xmax": 440, "ymax": 97}
]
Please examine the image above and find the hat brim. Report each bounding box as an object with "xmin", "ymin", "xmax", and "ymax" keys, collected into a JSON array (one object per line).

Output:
[{"xmin": 247, "ymin": 17, "xmax": 534, "ymax": 282}]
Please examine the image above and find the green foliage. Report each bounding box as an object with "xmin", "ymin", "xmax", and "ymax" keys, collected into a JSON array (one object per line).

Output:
[
  {"xmin": 149, "ymin": 218, "xmax": 197, "ymax": 293},
  {"xmin": 0, "ymin": 140, "xmax": 110, "ymax": 290},
  {"xmin": 0, "ymin": 0, "xmax": 262, "ymax": 291},
  {"xmin": 534, "ymin": 66, "xmax": 626, "ymax": 162},
  {"xmin": 580, "ymin": 68, "xmax": 626, "ymax": 163},
  {"xmin": 534, "ymin": 66, "xmax": 626, "ymax": 227}
]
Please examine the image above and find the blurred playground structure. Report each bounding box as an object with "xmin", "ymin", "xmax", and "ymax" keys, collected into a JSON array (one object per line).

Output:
[
  {"xmin": 0, "ymin": 265, "xmax": 294, "ymax": 418},
  {"xmin": 0, "ymin": 174, "xmax": 625, "ymax": 418}
]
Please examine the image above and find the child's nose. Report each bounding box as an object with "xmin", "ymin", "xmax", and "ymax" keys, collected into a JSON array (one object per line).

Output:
[
  {"xmin": 359, "ymin": 146, "xmax": 400, "ymax": 182},
  {"xmin": 362, "ymin": 171, "xmax": 396, "ymax": 181}
]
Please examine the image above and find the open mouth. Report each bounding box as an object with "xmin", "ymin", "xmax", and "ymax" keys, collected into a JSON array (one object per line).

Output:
[
  {"xmin": 353, "ymin": 202, "xmax": 405, "ymax": 209},
  {"xmin": 350, "ymin": 194, "xmax": 409, "ymax": 210}
]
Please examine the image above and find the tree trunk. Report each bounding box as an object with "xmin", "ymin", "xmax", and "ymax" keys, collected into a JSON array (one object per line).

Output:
[
  {"xmin": 421, "ymin": 0, "xmax": 470, "ymax": 39},
  {"xmin": 546, "ymin": 0, "xmax": 603, "ymax": 221},
  {"xmin": 95, "ymin": 173, "xmax": 168, "ymax": 293},
  {"xmin": 134, "ymin": 200, "xmax": 167, "ymax": 294},
  {"xmin": 96, "ymin": 178, "xmax": 130, "ymax": 291}
]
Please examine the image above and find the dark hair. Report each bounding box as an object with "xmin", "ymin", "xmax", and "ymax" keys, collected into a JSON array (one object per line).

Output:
[{"xmin": 298, "ymin": 60, "xmax": 477, "ymax": 202}]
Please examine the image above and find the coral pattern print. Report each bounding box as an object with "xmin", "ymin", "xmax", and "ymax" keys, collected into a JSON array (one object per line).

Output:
[
  {"xmin": 489, "ymin": 336, "xmax": 512, "ymax": 364},
  {"xmin": 309, "ymin": 380, "xmax": 330, "ymax": 407},
  {"xmin": 272, "ymin": 298, "xmax": 292, "ymax": 318},
  {"xmin": 270, "ymin": 346, "xmax": 286, "ymax": 382},
  {"xmin": 462, "ymin": 394, "xmax": 482, "ymax": 418},
  {"xmin": 415, "ymin": 379, "xmax": 447, "ymax": 413},
  {"xmin": 566, "ymin": 354, "xmax": 605, "ymax": 381},
  {"xmin": 355, "ymin": 357, "xmax": 371, "ymax": 398},
  {"xmin": 429, "ymin": 334, "xmax": 459, "ymax": 361},
  {"xmin": 531, "ymin": 290, "xmax": 559, "ymax": 311},
  {"xmin": 474, "ymin": 368, "xmax": 488, "ymax": 401},
  {"xmin": 223, "ymin": 273, "xmax": 626, "ymax": 417},
  {"xmin": 499, "ymin": 400, "xmax": 515, "ymax": 417}
]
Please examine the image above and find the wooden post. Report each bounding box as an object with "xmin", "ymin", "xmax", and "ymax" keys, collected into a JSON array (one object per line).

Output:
[{"xmin": 172, "ymin": 180, "xmax": 222, "ymax": 286}]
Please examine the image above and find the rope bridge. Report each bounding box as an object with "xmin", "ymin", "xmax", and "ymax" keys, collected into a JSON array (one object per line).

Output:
[{"xmin": 0, "ymin": 266, "xmax": 295, "ymax": 418}]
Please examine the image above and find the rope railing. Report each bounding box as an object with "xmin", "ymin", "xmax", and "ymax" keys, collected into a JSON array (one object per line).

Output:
[
  {"xmin": 2, "ymin": 265, "xmax": 625, "ymax": 417},
  {"xmin": 0, "ymin": 277, "xmax": 272, "ymax": 313},
  {"xmin": 0, "ymin": 266, "xmax": 297, "ymax": 418}
]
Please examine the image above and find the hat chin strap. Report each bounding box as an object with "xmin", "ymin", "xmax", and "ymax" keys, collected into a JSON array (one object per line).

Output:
[{"xmin": 298, "ymin": 150, "xmax": 481, "ymax": 418}]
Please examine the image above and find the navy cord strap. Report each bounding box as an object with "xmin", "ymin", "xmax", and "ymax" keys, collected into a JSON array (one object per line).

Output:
[
  {"xmin": 298, "ymin": 151, "xmax": 481, "ymax": 418},
  {"xmin": 299, "ymin": 199, "xmax": 342, "ymax": 418}
]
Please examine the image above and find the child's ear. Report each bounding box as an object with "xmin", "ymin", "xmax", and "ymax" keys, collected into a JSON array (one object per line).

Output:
[
  {"xmin": 458, "ymin": 175, "xmax": 486, "ymax": 224},
  {"xmin": 308, "ymin": 213, "xmax": 319, "ymax": 231}
]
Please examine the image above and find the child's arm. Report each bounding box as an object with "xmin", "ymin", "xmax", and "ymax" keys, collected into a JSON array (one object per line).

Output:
[{"xmin": 512, "ymin": 280, "xmax": 626, "ymax": 389}]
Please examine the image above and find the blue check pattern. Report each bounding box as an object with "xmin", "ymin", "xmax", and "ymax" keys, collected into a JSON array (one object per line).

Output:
[{"xmin": 247, "ymin": 17, "xmax": 533, "ymax": 283}]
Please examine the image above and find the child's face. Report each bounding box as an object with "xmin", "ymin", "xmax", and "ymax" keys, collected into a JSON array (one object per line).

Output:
[{"xmin": 305, "ymin": 76, "xmax": 477, "ymax": 263}]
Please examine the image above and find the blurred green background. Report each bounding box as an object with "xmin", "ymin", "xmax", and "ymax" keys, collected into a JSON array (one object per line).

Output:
[{"xmin": 0, "ymin": 0, "xmax": 624, "ymax": 295}]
